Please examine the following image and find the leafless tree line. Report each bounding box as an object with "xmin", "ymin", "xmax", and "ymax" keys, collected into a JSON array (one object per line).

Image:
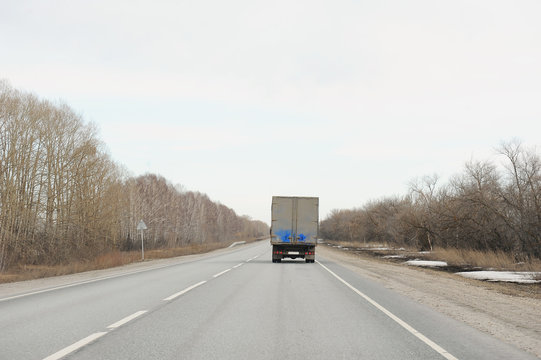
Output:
[
  {"xmin": 119, "ymin": 174, "xmax": 268, "ymax": 252},
  {"xmin": 0, "ymin": 81, "xmax": 268, "ymax": 271},
  {"xmin": 321, "ymin": 141, "xmax": 541, "ymax": 260}
]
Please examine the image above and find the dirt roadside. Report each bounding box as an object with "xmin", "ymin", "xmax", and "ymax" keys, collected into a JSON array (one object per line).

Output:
[{"xmin": 318, "ymin": 245, "xmax": 541, "ymax": 359}]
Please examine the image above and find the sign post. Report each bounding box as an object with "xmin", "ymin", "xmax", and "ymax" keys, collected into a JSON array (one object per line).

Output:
[{"xmin": 137, "ymin": 220, "xmax": 147, "ymax": 260}]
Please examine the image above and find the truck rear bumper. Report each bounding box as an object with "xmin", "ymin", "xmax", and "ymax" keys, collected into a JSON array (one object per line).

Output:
[{"xmin": 272, "ymin": 244, "xmax": 316, "ymax": 263}]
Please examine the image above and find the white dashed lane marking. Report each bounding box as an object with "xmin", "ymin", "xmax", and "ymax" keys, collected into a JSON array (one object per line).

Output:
[
  {"xmin": 42, "ymin": 332, "xmax": 107, "ymax": 360},
  {"xmin": 163, "ymin": 281, "xmax": 207, "ymax": 301},
  {"xmin": 213, "ymin": 269, "xmax": 232, "ymax": 278},
  {"xmin": 107, "ymin": 310, "xmax": 147, "ymax": 329}
]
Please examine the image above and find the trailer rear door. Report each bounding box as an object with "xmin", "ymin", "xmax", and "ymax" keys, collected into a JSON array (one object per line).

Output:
[{"xmin": 271, "ymin": 197, "xmax": 318, "ymax": 245}]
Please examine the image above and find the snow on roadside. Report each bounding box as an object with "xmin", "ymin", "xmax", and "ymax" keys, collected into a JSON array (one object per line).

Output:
[
  {"xmin": 457, "ymin": 271, "xmax": 541, "ymax": 284},
  {"xmin": 406, "ymin": 260, "xmax": 448, "ymax": 267}
]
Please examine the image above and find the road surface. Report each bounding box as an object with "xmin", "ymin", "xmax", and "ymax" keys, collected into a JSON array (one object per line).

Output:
[{"xmin": 0, "ymin": 241, "xmax": 537, "ymax": 359}]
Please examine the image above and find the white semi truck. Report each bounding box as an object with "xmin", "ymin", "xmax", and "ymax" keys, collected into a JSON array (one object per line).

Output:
[{"xmin": 270, "ymin": 196, "xmax": 319, "ymax": 263}]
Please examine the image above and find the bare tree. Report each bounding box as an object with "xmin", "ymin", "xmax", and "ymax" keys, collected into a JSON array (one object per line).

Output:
[{"xmin": 320, "ymin": 142, "xmax": 541, "ymax": 260}]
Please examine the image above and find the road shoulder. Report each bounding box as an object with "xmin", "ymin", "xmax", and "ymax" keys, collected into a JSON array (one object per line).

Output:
[
  {"xmin": 0, "ymin": 241, "xmax": 262, "ymax": 300},
  {"xmin": 318, "ymin": 245, "xmax": 541, "ymax": 358}
]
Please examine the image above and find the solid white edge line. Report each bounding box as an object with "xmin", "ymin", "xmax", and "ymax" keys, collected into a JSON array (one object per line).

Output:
[
  {"xmin": 163, "ymin": 280, "xmax": 206, "ymax": 301},
  {"xmin": 0, "ymin": 262, "xmax": 179, "ymax": 302},
  {"xmin": 233, "ymin": 263, "xmax": 243, "ymax": 268},
  {"xmin": 42, "ymin": 332, "xmax": 107, "ymax": 360},
  {"xmin": 316, "ymin": 260, "xmax": 458, "ymax": 360},
  {"xmin": 246, "ymin": 254, "xmax": 262, "ymax": 262},
  {"xmin": 213, "ymin": 268, "xmax": 232, "ymax": 278},
  {"xmin": 107, "ymin": 310, "xmax": 147, "ymax": 329}
]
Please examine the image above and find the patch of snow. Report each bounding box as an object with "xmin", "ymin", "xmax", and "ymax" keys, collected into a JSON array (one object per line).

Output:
[
  {"xmin": 457, "ymin": 271, "xmax": 541, "ymax": 284},
  {"xmin": 406, "ymin": 260, "xmax": 448, "ymax": 267},
  {"xmin": 383, "ymin": 255, "xmax": 406, "ymax": 259},
  {"xmin": 418, "ymin": 251, "xmax": 432, "ymax": 254},
  {"xmin": 369, "ymin": 247, "xmax": 391, "ymax": 251}
]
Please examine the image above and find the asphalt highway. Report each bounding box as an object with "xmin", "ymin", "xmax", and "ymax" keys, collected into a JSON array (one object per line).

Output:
[{"xmin": 0, "ymin": 241, "xmax": 537, "ymax": 359}]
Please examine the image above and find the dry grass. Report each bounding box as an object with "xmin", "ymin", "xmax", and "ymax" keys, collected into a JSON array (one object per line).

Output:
[
  {"xmin": 0, "ymin": 241, "xmax": 236, "ymax": 284},
  {"xmin": 144, "ymin": 242, "xmax": 229, "ymax": 259},
  {"xmin": 325, "ymin": 240, "xmax": 541, "ymax": 272},
  {"xmin": 0, "ymin": 252, "xmax": 140, "ymax": 284},
  {"xmin": 332, "ymin": 240, "xmax": 393, "ymax": 249},
  {"xmin": 430, "ymin": 248, "xmax": 541, "ymax": 272}
]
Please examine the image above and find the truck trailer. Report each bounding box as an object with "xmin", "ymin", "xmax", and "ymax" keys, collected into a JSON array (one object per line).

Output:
[{"xmin": 270, "ymin": 196, "xmax": 319, "ymax": 263}]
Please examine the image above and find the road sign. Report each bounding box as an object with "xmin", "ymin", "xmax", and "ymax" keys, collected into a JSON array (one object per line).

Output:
[{"xmin": 137, "ymin": 220, "xmax": 147, "ymax": 231}]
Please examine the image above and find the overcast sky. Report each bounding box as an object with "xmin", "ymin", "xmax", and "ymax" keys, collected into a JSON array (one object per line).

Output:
[{"xmin": 1, "ymin": 0, "xmax": 540, "ymax": 222}]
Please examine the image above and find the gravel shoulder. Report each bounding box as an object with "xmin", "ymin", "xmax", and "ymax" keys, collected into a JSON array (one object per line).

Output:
[{"xmin": 318, "ymin": 244, "xmax": 541, "ymax": 359}]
